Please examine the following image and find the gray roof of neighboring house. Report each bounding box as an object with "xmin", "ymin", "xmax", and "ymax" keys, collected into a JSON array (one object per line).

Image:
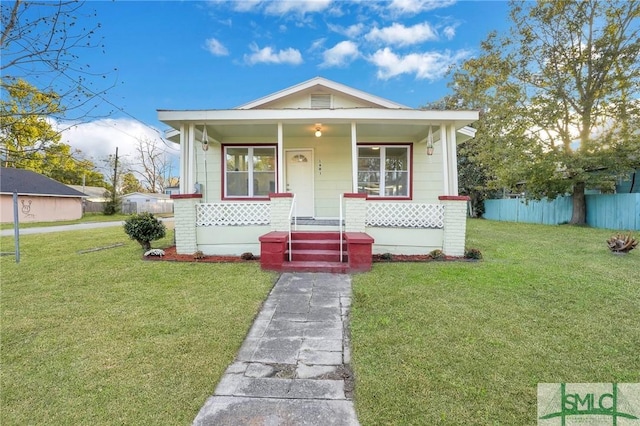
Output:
[
  {"xmin": 0, "ymin": 167, "xmax": 87, "ymax": 198},
  {"xmin": 67, "ymin": 185, "xmax": 110, "ymax": 200}
]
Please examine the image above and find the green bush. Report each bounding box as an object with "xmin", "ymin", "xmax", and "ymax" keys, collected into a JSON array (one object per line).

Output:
[
  {"xmin": 429, "ymin": 249, "xmax": 446, "ymax": 260},
  {"xmin": 123, "ymin": 212, "xmax": 166, "ymax": 250},
  {"xmin": 464, "ymin": 248, "xmax": 483, "ymax": 260}
]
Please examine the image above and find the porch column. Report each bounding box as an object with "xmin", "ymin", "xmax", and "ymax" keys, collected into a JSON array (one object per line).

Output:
[
  {"xmin": 440, "ymin": 124, "xmax": 450, "ymax": 196},
  {"xmin": 277, "ymin": 122, "xmax": 284, "ymax": 192},
  {"xmin": 344, "ymin": 193, "xmax": 367, "ymax": 233},
  {"xmin": 351, "ymin": 122, "xmax": 358, "ymax": 191},
  {"xmin": 448, "ymin": 125, "xmax": 459, "ymax": 195},
  {"xmin": 179, "ymin": 124, "xmax": 187, "ymax": 194},
  {"xmin": 269, "ymin": 192, "xmax": 293, "ymax": 231},
  {"xmin": 439, "ymin": 195, "xmax": 469, "ymax": 256},
  {"xmin": 171, "ymin": 194, "xmax": 202, "ymax": 254},
  {"xmin": 187, "ymin": 123, "xmax": 196, "ymax": 194}
]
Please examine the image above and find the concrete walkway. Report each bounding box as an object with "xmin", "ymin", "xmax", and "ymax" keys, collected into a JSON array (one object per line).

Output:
[{"xmin": 193, "ymin": 272, "xmax": 359, "ymax": 426}]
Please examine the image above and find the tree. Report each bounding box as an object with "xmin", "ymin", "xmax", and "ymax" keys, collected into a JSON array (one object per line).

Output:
[
  {"xmin": 449, "ymin": 0, "xmax": 640, "ymax": 224},
  {"xmin": 1, "ymin": 79, "xmax": 62, "ymax": 165},
  {"xmin": 0, "ymin": 78, "xmax": 105, "ymax": 186},
  {"xmin": 133, "ymin": 136, "xmax": 174, "ymax": 193},
  {"xmin": 123, "ymin": 212, "xmax": 166, "ymax": 251},
  {"xmin": 1, "ymin": 0, "xmax": 117, "ymax": 123},
  {"xmin": 121, "ymin": 172, "xmax": 143, "ymax": 194}
]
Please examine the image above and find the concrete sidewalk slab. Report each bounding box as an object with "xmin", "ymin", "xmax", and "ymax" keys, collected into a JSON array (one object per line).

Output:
[{"xmin": 193, "ymin": 272, "xmax": 359, "ymax": 426}]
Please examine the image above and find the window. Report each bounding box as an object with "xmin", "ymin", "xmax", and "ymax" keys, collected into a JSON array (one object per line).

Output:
[
  {"xmin": 358, "ymin": 145, "xmax": 411, "ymax": 198},
  {"xmin": 224, "ymin": 146, "xmax": 276, "ymax": 198}
]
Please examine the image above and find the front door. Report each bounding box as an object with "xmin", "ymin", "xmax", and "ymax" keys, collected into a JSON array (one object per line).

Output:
[{"xmin": 286, "ymin": 149, "xmax": 314, "ymax": 218}]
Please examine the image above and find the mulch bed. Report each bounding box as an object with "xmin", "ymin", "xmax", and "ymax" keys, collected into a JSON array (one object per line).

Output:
[
  {"xmin": 143, "ymin": 246, "xmax": 258, "ymax": 263},
  {"xmin": 144, "ymin": 246, "xmax": 477, "ymax": 263}
]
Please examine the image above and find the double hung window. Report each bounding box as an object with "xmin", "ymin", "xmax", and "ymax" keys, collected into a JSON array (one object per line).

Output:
[
  {"xmin": 357, "ymin": 145, "xmax": 411, "ymax": 198},
  {"xmin": 224, "ymin": 146, "xmax": 276, "ymax": 198}
]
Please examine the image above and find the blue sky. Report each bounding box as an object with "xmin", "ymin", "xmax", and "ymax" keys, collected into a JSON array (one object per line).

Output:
[{"xmin": 11, "ymin": 0, "xmax": 513, "ymax": 170}]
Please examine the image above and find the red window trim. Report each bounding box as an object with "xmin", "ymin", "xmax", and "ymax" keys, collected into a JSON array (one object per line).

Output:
[
  {"xmin": 221, "ymin": 143, "xmax": 278, "ymax": 201},
  {"xmin": 356, "ymin": 143, "xmax": 413, "ymax": 200}
]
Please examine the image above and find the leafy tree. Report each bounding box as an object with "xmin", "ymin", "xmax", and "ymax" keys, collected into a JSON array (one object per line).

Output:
[
  {"xmin": 123, "ymin": 212, "xmax": 166, "ymax": 251},
  {"xmin": 121, "ymin": 172, "xmax": 143, "ymax": 194},
  {"xmin": 449, "ymin": 0, "xmax": 640, "ymax": 224},
  {"xmin": 0, "ymin": 78, "xmax": 105, "ymax": 185},
  {"xmin": 1, "ymin": 79, "xmax": 62, "ymax": 165}
]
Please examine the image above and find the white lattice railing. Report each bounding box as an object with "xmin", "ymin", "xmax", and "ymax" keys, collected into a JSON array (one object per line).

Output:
[
  {"xmin": 196, "ymin": 203, "xmax": 270, "ymax": 226},
  {"xmin": 366, "ymin": 203, "xmax": 444, "ymax": 228}
]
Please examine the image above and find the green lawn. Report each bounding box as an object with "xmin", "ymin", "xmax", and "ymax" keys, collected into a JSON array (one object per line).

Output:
[
  {"xmin": 2, "ymin": 220, "xmax": 638, "ymax": 425},
  {"xmin": 351, "ymin": 220, "xmax": 640, "ymax": 425},
  {"xmin": 1, "ymin": 228, "xmax": 276, "ymax": 425}
]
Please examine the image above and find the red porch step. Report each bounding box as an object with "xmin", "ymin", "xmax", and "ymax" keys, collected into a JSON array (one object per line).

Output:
[
  {"xmin": 259, "ymin": 230, "xmax": 373, "ymax": 273},
  {"xmin": 287, "ymin": 231, "xmax": 345, "ymax": 264}
]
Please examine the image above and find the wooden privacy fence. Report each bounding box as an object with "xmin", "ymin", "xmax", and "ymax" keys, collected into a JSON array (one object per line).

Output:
[{"xmin": 483, "ymin": 193, "xmax": 640, "ymax": 231}]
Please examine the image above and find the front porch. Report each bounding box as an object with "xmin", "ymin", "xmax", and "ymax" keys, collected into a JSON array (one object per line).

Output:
[{"xmin": 171, "ymin": 193, "xmax": 469, "ymax": 273}]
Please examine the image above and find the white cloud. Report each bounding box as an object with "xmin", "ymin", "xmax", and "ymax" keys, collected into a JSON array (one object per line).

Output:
[
  {"xmin": 54, "ymin": 118, "xmax": 179, "ymax": 175},
  {"xmin": 263, "ymin": 0, "xmax": 333, "ymax": 15},
  {"xmin": 389, "ymin": 0, "xmax": 457, "ymax": 15},
  {"xmin": 204, "ymin": 38, "xmax": 229, "ymax": 56},
  {"xmin": 369, "ymin": 47, "xmax": 470, "ymax": 80},
  {"xmin": 365, "ymin": 22, "xmax": 437, "ymax": 46},
  {"xmin": 321, "ymin": 41, "xmax": 360, "ymax": 68},
  {"xmin": 244, "ymin": 43, "xmax": 304, "ymax": 65},
  {"xmin": 309, "ymin": 37, "xmax": 327, "ymax": 51},
  {"xmin": 328, "ymin": 22, "xmax": 365, "ymax": 38},
  {"xmin": 443, "ymin": 25, "xmax": 456, "ymax": 40}
]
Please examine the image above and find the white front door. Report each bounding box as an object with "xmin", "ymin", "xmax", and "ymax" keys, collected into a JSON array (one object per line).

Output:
[{"xmin": 286, "ymin": 149, "xmax": 314, "ymax": 218}]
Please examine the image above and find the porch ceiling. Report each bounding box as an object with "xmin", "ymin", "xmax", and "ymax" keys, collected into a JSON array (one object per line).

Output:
[{"xmin": 205, "ymin": 122, "xmax": 432, "ymax": 140}]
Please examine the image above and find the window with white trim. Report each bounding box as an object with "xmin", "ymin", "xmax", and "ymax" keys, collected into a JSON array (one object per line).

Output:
[
  {"xmin": 224, "ymin": 146, "xmax": 276, "ymax": 198},
  {"xmin": 358, "ymin": 145, "xmax": 410, "ymax": 197}
]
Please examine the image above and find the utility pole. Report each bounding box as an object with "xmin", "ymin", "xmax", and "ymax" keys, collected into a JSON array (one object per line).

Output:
[{"xmin": 112, "ymin": 147, "xmax": 119, "ymax": 206}]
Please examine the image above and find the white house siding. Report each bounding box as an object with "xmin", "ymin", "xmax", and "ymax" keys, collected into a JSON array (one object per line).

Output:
[
  {"xmin": 367, "ymin": 227, "xmax": 444, "ymax": 255},
  {"xmin": 196, "ymin": 225, "xmax": 269, "ymax": 256}
]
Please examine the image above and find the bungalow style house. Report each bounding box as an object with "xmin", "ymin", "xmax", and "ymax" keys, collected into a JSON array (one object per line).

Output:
[{"xmin": 158, "ymin": 77, "xmax": 478, "ymax": 272}]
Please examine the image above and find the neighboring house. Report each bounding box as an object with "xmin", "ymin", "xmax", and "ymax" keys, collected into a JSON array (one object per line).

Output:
[
  {"xmin": 0, "ymin": 168, "xmax": 86, "ymax": 223},
  {"xmin": 67, "ymin": 185, "xmax": 110, "ymax": 213},
  {"xmin": 164, "ymin": 186, "xmax": 180, "ymax": 196},
  {"xmin": 158, "ymin": 77, "xmax": 478, "ymax": 271},
  {"xmin": 121, "ymin": 192, "xmax": 173, "ymax": 215},
  {"xmin": 616, "ymin": 169, "xmax": 639, "ymax": 193}
]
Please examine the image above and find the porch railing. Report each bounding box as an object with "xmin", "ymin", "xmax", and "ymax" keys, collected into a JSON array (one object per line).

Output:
[
  {"xmin": 288, "ymin": 195, "xmax": 297, "ymax": 262},
  {"xmin": 366, "ymin": 202, "xmax": 445, "ymax": 228},
  {"xmin": 196, "ymin": 203, "xmax": 270, "ymax": 226}
]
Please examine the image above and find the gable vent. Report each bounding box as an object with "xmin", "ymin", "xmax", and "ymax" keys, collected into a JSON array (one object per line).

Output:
[{"xmin": 310, "ymin": 94, "xmax": 331, "ymax": 109}]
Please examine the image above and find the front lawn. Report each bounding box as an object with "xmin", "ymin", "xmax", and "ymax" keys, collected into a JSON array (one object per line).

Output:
[
  {"xmin": 0, "ymin": 228, "xmax": 275, "ymax": 425},
  {"xmin": 351, "ymin": 220, "xmax": 639, "ymax": 425}
]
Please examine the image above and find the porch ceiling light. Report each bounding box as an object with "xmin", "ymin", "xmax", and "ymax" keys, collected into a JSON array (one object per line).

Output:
[{"xmin": 315, "ymin": 123, "xmax": 322, "ymax": 137}]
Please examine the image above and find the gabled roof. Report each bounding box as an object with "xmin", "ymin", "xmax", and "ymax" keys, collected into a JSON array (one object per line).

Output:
[
  {"xmin": 67, "ymin": 185, "xmax": 109, "ymax": 200},
  {"xmin": 0, "ymin": 168, "xmax": 87, "ymax": 198},
  {"xmin": 236, "ymin": 76, "xmax": 410, "ymax": 110}
]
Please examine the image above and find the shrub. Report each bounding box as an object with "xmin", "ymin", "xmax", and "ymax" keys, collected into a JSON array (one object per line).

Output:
[
  {"xmin": 464, "ymin": 248, "xmax": 483, "ymax": 260},
  {"xmin": 380, "ymin": 253, "xmax": 393, "ymax": 261},
  {"xmin": 240, "ymin": 252, "xmax": 254, "ymax": 260},
  {"xmin": 123, "ymin": 212, "xmax": 166, "ymax": 250},
  {"xmin": 429, "ymin": 249, "xmax": 446, "ymax": 260}
]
